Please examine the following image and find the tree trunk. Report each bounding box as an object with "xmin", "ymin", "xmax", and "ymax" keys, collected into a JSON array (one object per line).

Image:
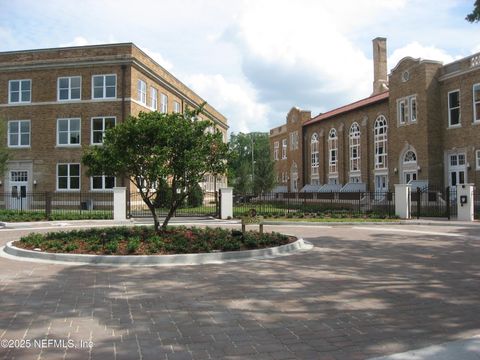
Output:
[{"xmin": 146, "ymin": 201, "xmax": 160, "ymax": 232}]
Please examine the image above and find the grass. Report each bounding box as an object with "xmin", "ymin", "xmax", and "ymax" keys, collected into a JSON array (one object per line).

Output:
[
  {"xmin": 265, "ymin": 217, "xmax": 400, "ymax": 223},
  {"xmin": 0, "ymin": 209, "xmax": 113, "ymax": 222},
  {"xmin": 15, "ymin": 226, "xmax": 294, "ymax": 255}
]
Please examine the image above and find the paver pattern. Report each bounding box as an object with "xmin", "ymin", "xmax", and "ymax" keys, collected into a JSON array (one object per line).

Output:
[{"xmin": 0, "ymin": 223, "xmax": 479, "ymax": 359}]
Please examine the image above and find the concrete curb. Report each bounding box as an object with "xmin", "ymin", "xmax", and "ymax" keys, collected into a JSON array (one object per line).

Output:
[{"xmin": 2, "ymin": 239, "xmax": 312, "ymax": 266}]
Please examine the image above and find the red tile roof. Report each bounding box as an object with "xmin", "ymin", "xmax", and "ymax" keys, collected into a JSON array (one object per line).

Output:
[{"xmin": 304, "ymin": 91, "xmax": 389, "ymax": 126}]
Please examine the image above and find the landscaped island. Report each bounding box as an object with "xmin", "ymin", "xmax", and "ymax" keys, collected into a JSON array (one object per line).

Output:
[{"xmin": 15, "ymin": 226, "xmax": 295, "ymax": 255}]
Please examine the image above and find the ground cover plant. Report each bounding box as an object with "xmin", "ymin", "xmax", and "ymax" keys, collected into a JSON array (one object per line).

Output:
[
  {"xmin": 0, "ymin": 209, "xmax": 112, "ymax": 222},
  {"xmin": 15, "ymin": 226, "xmax": 294, "ymax": 255}
]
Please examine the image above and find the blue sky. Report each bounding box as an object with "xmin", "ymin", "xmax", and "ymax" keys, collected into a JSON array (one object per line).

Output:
[{"xmin": 0, "ymin": 0, "xmax": 478, "ymax": 134}]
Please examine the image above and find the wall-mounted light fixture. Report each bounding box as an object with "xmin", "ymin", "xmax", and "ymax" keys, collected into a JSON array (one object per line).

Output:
[
  {"xmin": 394, "ymin": 168, "xmax": 398, "ymax": 174},
  {"xmin": 417, "ymin": 166, "xmax": 421, "ymax": 172},
  {"xmin": 33, "ymin": 180, "xmax": 37, "ymax": 186},
  {"xmin": 467, "ymin": 162, "xmax": 471, "ymax": 170}
]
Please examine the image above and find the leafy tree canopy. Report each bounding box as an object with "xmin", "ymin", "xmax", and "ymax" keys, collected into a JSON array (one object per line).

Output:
[{"xmin": 466, "ymin": 0, "xmax": 480, "ymax": 22}]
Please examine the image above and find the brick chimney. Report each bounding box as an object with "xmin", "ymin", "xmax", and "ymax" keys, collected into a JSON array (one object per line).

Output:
[{"xmin": 372, "ymin": 37, "xmax": 388, "ymax": 95}]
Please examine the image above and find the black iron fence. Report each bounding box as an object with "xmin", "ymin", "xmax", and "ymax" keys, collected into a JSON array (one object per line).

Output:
[
  {"xmin": 0, "ymin": 192, "xmax": 113, "ymax": 220},
  {"xmin": 410, "ymin": 186, "xmax": 457, "ymax": 219},
  {"xmin": 233, "ymin": 191, "xmax": 395, "ymax": 218},
  {"xmin": 475, "ymin": 189, "xmax": 480, "ymax": 220},
  {"xmin": 128, "ymin": 191, "xmax": 218, "ymax": 218}
]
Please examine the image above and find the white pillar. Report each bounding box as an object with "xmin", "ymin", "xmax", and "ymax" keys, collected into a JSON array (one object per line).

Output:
[
  {"xmin": 457, "ymin": 184, "xmax": 475, "ymax": 222},
  {"xmin": 395, "ymin": 184, "xmax": 411, "ymax": 219},
  {"xmin": 113, "ymin": 187, "xmax": 127, "ymax": 222},
  {"xmin": 220, "ymin": 187, "xmax": 233, "ymax": 219}
]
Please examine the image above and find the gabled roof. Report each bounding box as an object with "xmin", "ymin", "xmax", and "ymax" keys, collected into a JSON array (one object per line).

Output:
[{"xmin": 304, "ymin": 91, "xmax": 389, "ymax": 126}]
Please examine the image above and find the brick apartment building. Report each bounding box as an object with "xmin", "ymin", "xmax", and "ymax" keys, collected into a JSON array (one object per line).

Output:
[
  {"xmin": 0, "ymin": 43, "xmax": 228, "ymax": 204},
  {"xmin": 270, "ymin": 38, "xmax": 480, "ymax": 193}
]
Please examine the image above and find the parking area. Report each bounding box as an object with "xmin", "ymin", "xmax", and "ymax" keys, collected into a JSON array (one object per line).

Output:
[{"xmin": 0, "ymin": 221, "xmax": 479, "ymax": 359}]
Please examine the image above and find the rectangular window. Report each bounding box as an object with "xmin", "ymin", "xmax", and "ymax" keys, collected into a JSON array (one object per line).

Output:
[
  {"xmin": 91, "ymin": 117, "xmax": 116, "ymax": 144},
  {"xmin": 160, "ymin": 93, "xmax": 168, "ymax": 113},
  {"xmin": 92, "ymin": 74, "xmax": 116, "ymax": 99},
  {"xmin": 8, "ymin": 120, "xmax": 30, "ymax": 147},
  {"xmin": 282, "ymin": 139, "xmax": 287, "ymax": 159},
  {"xmin": 289, "ymin": 131, "xmax": 298, "ymax": 150},
  {"xmin": 137, "ymin": 80, "xmax": 146, "ymax": 104},
  {"xmin": 91, "ymin": 175, "xmax": 115, "ymax": 190},
  {"xmin": 397, "ymin": 98, "xmax": 408, "ymax": 124},
  {"xmin": 58, "ymin": 76, "xmax": 81, "ymax": 101},
  {"xmin": 173, "ymin": 101, "xmax": 181, "ymax": 113},
  {"xmin": 57, "ymin": 118, "xmax": 81, "ymax": 146},
  {"xmin": 409, "ymin": 96, "xmax": 417, "ymax": 122},
  {"xmin": 57, "ymin": 163, "xmax": 80, "ymax": 191},
  {"xmin": 448, "ymin": 90, "xmax": 460, "ymax": 127},
  {"xmin": 151, "ymin": 87, "xmax": 158, "ymax": 110},
  {"xmin": 476, "ymin": 150, "xmax": 480, "ymax": 170},
  {"xmin": 273, "ymin": 141, "xmax": 279, "ymax": 160},
  {"xmin": 9, "ymin": 80, "xmax": 31, "ymax": 104},
  {"xmin": 473, "ymin": 84, "xmax": 480, "ymax": 123}
]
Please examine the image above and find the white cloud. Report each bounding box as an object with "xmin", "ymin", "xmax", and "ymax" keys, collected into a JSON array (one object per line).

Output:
[
  {"xmin": 388, "ymin": 41, "xmax": 462, "ymax": 69},
  {"xmin": 186, "ymin": 74, "xmax": 269, "ymax": 133},
  {"xmin": 60, "ymin": 36, "xmax": 90, "ymax": 47},
  {"xmin": 142, "ymin": 48, "xmax": 174, "ymax": 71}
]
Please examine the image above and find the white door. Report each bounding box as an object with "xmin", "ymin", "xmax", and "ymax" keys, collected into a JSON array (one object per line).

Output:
[
  {"xmin": 375, "ymin": 175, "xmax": 388, "ymax": 199},
  {"xmin": 448, "ymin": 154, "xmax": 467, "ymax": 188},
  {"xmin": 8, "ymin": 170, "xmax": 29, "ymax": 210},
  {"xmin": 404, "ymin": 171, "xmax": 417, "ymax": 184}
]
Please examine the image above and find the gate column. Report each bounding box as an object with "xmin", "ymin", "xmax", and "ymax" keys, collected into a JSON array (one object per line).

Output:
[
  {"xmin": 219, "ymin": 187, "xmax": 233, "ymax": 219},
  {"xmin": 395, "ymin": 184, "xmax": 411, "ymax": 219},
  {"xmin": 457, "ymin": 184, "xmax": 475, "ymax": 222},
  {"xmin": 113, "ymin": 187, "xmax": 127, "ymax": 222}
]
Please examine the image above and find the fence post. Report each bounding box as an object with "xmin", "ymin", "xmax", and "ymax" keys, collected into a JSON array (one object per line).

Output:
[
  {"xmin": 113, "ymin": 187, "xmax": 127, "ymax": 221},
  {"xmin": 394, "ymin": 184, "xmax": 411, "ymax": 219},
  {"xmin": 219, "ymin": 187, "xmax": 233, "ymax": 219},
  {"xmin": 217, "ymin": 190, "xmax": 222, "ymax": 218},
  {"xmin": 45, "ymin": 192, "xmax": 52, "ymax": 220},
  {"xmin": 457, "ymin": 184, "xmax": 475, "ymax": 221},
  {"xmin": 446, "ymin": 186, "xmax": 450, "ymax": 220},
  {"xmin": 416, "ymin": 187, "xmax": 421, "ymax": 219}
]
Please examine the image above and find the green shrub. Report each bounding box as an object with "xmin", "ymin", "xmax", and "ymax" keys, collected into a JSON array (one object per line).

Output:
[
  {"xmin": 104, "ymin": 241, "xmax": 118, "ymax": 254},
  {"xmin": 89, "ymin": 244, "xmax": 101, "ymax": 252},
  {"xmin": 65, "ymin": 243, "xmax": 78, "ymax": 252},
  {"xmin": 188, "ymin": 183, "xmax": 204, "ymax": 207},
  {"xmin": 20, "ymin": 233, "xmax": 44, "ymax": 248},
  {"xmin": 127, "ymin": 237, "xmax": 141, "ymax": 254}
]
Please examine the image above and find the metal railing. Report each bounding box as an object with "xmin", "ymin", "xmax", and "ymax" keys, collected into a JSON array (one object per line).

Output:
[
  {"xmin": 411, "ymin": 186, "xmax": 457, "ymax": 219},
  {"xmin": 232, "ymin": 191, "xmax": 395, "ymax": 218},
  {"xmin": 0, "ymin": 192, "xmax": 113, "ymax": 220}
]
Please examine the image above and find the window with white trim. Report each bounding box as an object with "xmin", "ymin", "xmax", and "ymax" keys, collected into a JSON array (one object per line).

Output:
[
  {"xmin": 137, "ymin": 80, "xmax": 146, "ymax": 104},
  {"xmin": 91, "ymin": 117, "xmax": 116, "ymax": 144},
  {"xmin": 311, "ymin": 133, "xmax": 319, "ymax": 176},
  {"xmin": 448, "ymin": 90, "xmax": 460, "ymax": 127},
  {"xmin": 57, "ymin": 118, "xmax": 81, "ymax": 146},
  {"xmin": 397, "ymin": 95, "xmax": 416, "ymax": 124},
  {"xmin": 476, "ymin": 150, "xmax": 480, "ymax": 170},
  {"xmin": 374, "ymin": 115, "xmax": 388, "ymax": 169},
  {"xmin": 349, "ymin": 123, "xmax": 360, "ymax": 172},
  {"xmin": 57, "ymin": 163, "xmax": 80, "ymax": 190},
  {"xmin": 281, "ymin": 139, "xmax": 287, "ymax": 159},
  {"xmin": 173, "ymin": 101, "xmax": 181, "ymax": 113},
  {"xmin": 473, "ymin": 84, "xmax": 480, "ymax": 123},
  {"xmin": 8, "ymin": 120, "xmax": 30, "ymax": 147},
  {"xmin": 328, "ymin": 128, "xmax": 338, "ymax": 175},
  {"xmin": 91, "ymin": 175, "xmax": 115, "ymax": 190},
  {"xmin": 410, "ymin": 96, "xmax": 417, "ymax": 122},
  {"xmin": 398, "ymin": 98, "xmax": 408, "ymax": 124},
  {"xmin": 9, "ymin": 80, "xmax": 31, "ymax": 103},
  {"xmin": 273, "ymin": 141, "xmax": 279, "ymax": 161},
  {"xmin": 151, "ymin": 87, "xmax": 158, "ymax": 110},
  {"xmin": 92, "ymin": 75, "xmax": 116, "ymax": 99},
  {"xmin": 160, "ymin": 93, "xmax": 168, "ymax": 113},
  {"xmin": 58, "ymin": 76, "xmax": 81, "ymax": 101}
]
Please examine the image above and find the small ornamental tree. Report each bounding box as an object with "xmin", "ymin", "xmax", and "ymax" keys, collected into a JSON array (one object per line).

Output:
[{"xmin": 82, "ymin": 106, "xmax": 228, "ymax": 232}]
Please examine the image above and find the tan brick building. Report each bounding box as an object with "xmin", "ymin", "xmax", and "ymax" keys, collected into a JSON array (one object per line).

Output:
[
  {"xmin": 270, "ymin": 38, "xmax": 480, "ymax": 193},
  {"xmin": 0, "ymin": 43, "xmax": 228, "ymax": 202}
]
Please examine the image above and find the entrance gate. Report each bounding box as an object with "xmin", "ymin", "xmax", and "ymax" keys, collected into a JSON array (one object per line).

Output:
[{"xmin": 411, "ymin": 185, "xmax": 457, "ymax": 219}]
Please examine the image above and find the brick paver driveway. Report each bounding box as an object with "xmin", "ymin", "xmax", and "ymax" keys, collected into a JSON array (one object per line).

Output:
[{"xmin": 0, "ymin": 223, "xmax": 479, "ymax": 359}]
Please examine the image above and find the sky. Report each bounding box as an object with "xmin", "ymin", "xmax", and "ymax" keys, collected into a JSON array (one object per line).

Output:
[{"xmin": 0, "ymin": 0, "xmax": 478, "ymax": 135}]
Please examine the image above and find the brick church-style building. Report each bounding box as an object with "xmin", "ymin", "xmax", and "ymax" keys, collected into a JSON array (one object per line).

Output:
[{"xmin": 270, "ymin": 38, "xmax": 480, "ymax": 193}]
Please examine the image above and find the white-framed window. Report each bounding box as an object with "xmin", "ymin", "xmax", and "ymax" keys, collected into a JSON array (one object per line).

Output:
[
  {"xmin": 448, "ymin": 90, "xmax": 460, "ymax": 127},
  {"xmin": 281, "ymin": 139, "xmax": 287, "ymax": 159},
  {"xmin": 397, "ymin": 95, "xmax": 416, "ymax": 124},
  {"xmin": 173, "ymin": 101, "xmax": 181, "ymax": 113},
  {"xmin": 151, "ymin": 87, "xmax": 158, "ymax": 110},
  {"xmin": 57, "ymin": 118, "xmax": 81, "ymax": 146},
  {"xmin": 311, "ymin": 133, "xmax": 319, "ymax": 176},
  {"xmin": 349, "ymin": 123, "xmax": 360, "ymax": 172},
  {"xmin": 273, "ymin": 141, "xmax": 279, "ymax": 161},
  {"xmin": 410, "ymin": 96, "xmax": 417, "ymax": 122},
  {"xmin": 476, "ymin": 150, "xmax": 480, "ymax": 170},
  {"xmin": 9, "ymin": 79, "xmax": 31, "ymax": 104},
  {"xmin": 374, "ymin": 115, "xmax": 388, "ymax": 169},
  {"xmin": 92, "ymin": 74, "xmax": 116, "ymax": 99},
  {"xmin": 91, "ymin": 117, "xmax": 116, "ymax": 145},
  {"xmin": 328, "ymin": 128, "xmax": 337, "ymax": 175},
  {"xmin": 289, "ymin": 131, "xmax": 298, "ymax": 150},
  {"xmin": 473, "ymin": 84, "xmax": 480, "ymax": 123},
  {"xmin": 57, "ymin": 163, "xmax": 80, "ymax": 191},
  {"xmin": 137, "ymin": 80, "xmax": 146, "ymax": 104},
  {"xmin": 397, "ymin": 98, "xmax": 408, "ymax": 124},
  {"xmin": 57, "ymin": 76, "xmax": 81, "ymax": 101},
  {"xmin": 8, "ymin": 120, "xmax": 30, "ymax": 147},
  {"xmin": 160, "ymin": 93, "xmax": 168, "ymax": 113},
  {"xmin": 349, "ymin": 176, "xmax": 361, "ymax": 183},
  {"xmin": 91, "ymin": 175, "xmax": 116, "ymax": 190}
]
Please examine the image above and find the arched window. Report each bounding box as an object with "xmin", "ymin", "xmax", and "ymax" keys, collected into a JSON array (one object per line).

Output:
[
  {"xmin": 404, "ymin": 150, "xmax": 416, "ymax": 163},
  {"xmin": 311, "ymin": 133, "xmax": 319, "ymax": 178},
  {"xmin": 349, "ymin": 123, "xmax": 361, "ymax": 173},
  {"xmin": 328, "ymin": 128, "xmax": 338, "ymax": 175},
  {"xmin": 402, "ymin": 149, "xmax": 417, "ymax": 184},
  {"xmin": 374, "ymin": 116, "xmax": 388, "ymax": 169}
]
